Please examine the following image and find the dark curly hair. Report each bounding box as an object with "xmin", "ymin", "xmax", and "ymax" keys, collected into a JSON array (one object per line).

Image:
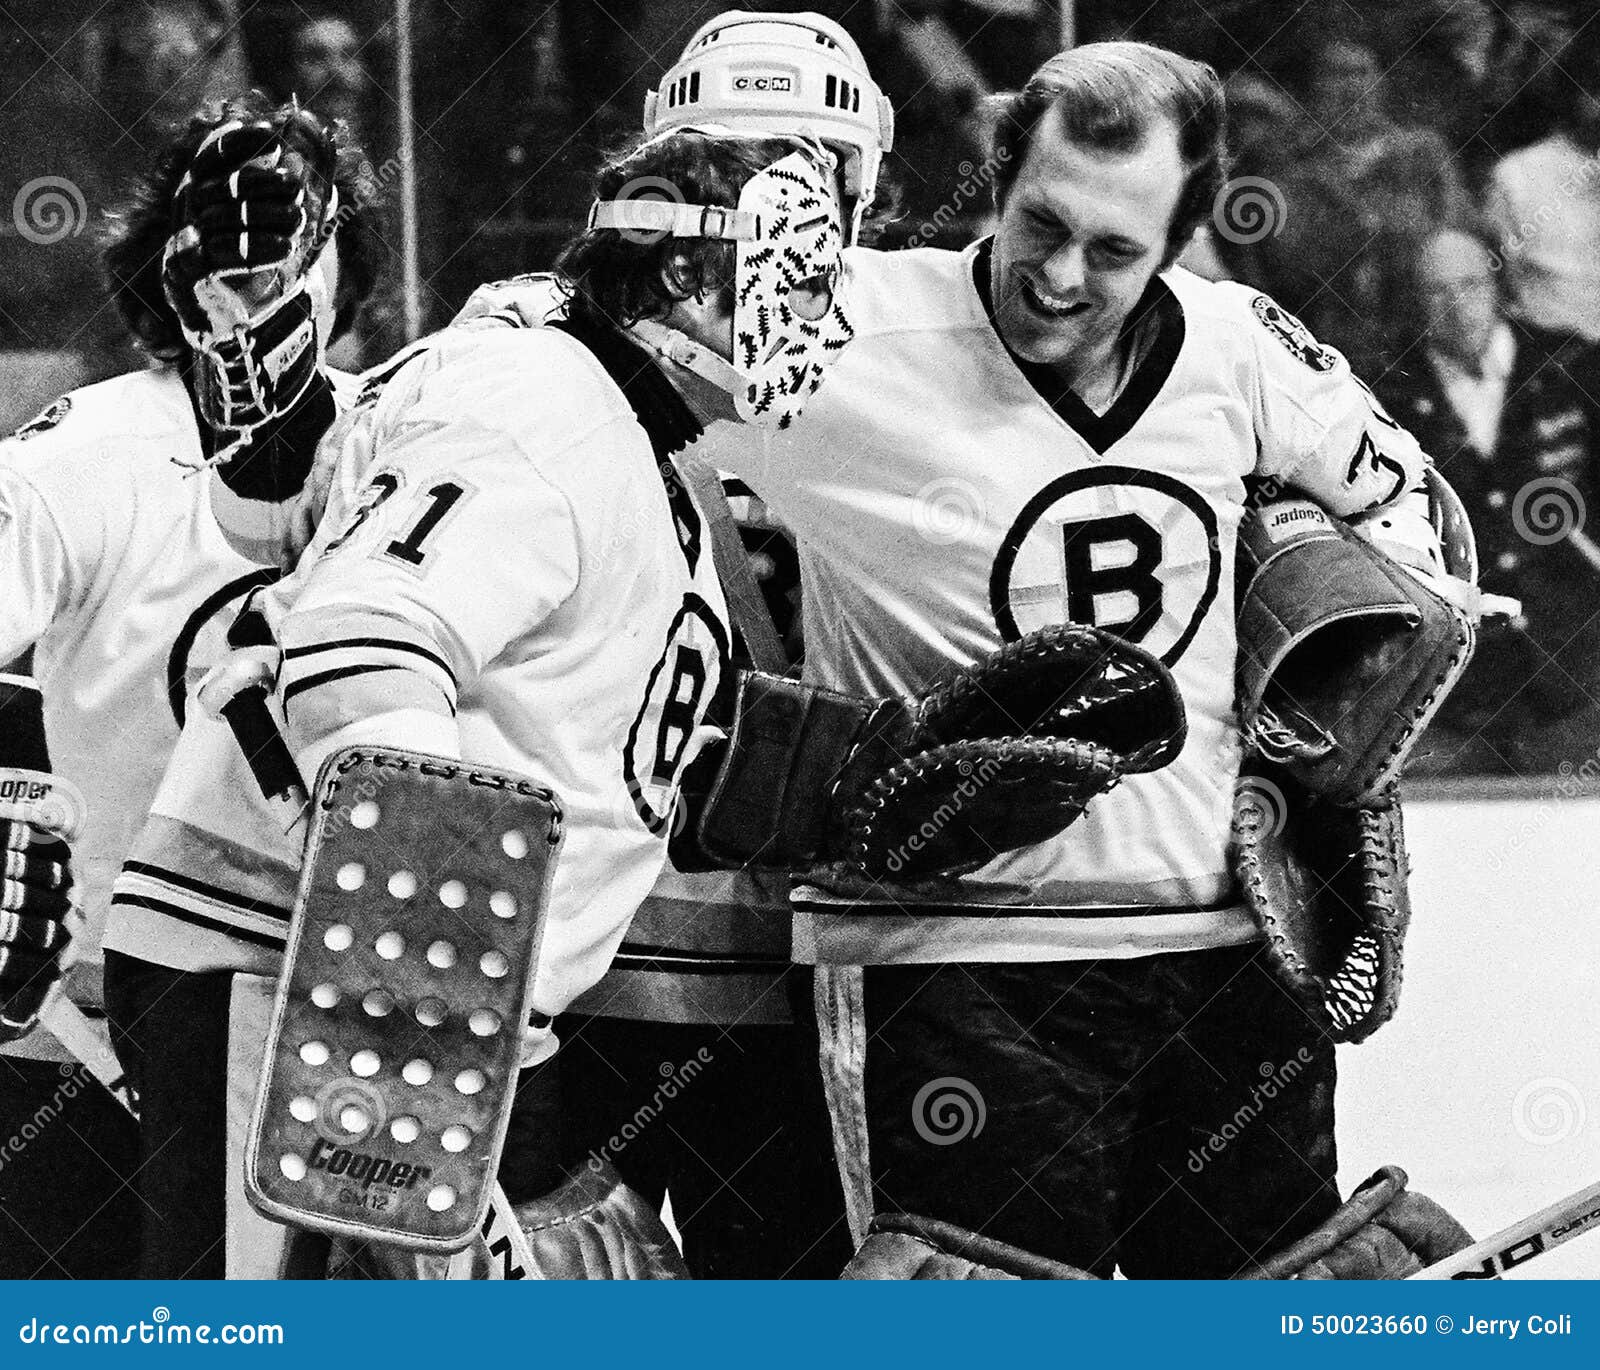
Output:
[
  {"xmin": 100, "ymin": 92, "xmax": 388, "ymax": 359},
  {"xmin": 988, "ymin": 42, "xmax": 1230, "ymax": 267},
  {"xmin": 556, "ymin": 130, "xmax": 816, "ymax": 334}
]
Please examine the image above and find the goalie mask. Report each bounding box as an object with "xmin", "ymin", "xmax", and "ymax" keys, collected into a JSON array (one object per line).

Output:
[{"xmin": 588, "ymin": 140, "xmax": 854, "ymax": 430}]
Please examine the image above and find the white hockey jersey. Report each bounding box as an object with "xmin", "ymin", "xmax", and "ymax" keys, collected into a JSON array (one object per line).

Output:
[
  {"xmin": 696, "ymin": 239, "xmax": 1430, "ymax": 966},
  {"xmin": 0, "ymin": 367, "xmax": 272, "ymax": 1006},
  {"xmin": 114, "ymin": 324, "xmax": 730, "ymax": 1018}
]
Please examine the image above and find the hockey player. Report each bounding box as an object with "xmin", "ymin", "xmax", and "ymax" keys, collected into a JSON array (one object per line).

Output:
[
  {"xmin": 558, "ymin": 10, "xmax": 893, "ymax": 1279},
  {"xmin": 0, "ymin": 96, "xmax": 378, "ymax": 1277},
  {"xmin": 688, "ymin": 41, "xmax": 1466, "ymax": 1276},
  {"xmin": 104, "ymin": 120, "xmax": 857, "ymax": 1278}
]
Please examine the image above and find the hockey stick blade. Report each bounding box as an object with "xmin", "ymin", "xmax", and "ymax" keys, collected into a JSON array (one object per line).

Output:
[{"xmin": 1409, "ymin": 1177, "xmax": 1600, "ymax": 1279}]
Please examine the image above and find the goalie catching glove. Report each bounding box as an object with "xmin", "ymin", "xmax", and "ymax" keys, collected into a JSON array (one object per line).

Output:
[
  {"xmin": 1232, "ymin": 764, "xmax": 1410, "ymax": 1042},
  {"xmin": 690, "ymin": 622, "xmax": 1186, "ymax": 881},
  {"xmin": 161, "ymin": 107, "xmax": 341, "ymax": 480}
]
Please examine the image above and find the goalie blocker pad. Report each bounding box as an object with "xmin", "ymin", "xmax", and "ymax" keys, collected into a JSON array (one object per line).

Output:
[
  {"xmin": 247, "ymin": 748, "xmax": 563, "ymax": 1251},
  {"xmin": 1237, "ymin": 497, "xmax": 1473, "ymax": 804}
]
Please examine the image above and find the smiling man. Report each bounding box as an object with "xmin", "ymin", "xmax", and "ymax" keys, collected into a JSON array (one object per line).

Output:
[{"xmin": 695, "ymin": 41, "xmax": 1448, "ymax": 1276}]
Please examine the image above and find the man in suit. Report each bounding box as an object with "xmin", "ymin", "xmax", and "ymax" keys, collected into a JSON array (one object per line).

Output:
[{"xmin": 1378, "ymin": 222, "xmax": 1600, "ymax": 776}]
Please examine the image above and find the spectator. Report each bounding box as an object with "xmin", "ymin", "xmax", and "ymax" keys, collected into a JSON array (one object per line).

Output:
[
  {"xmin": 102, "ymin": 1, "xmax": 250, "ymax": 143},
  {"xmin": 1377, "ymin": 222, "xmax": 1600, "ymax": 776},
  {"xmin": 1386, "ymin": 0, "xmax": 1499, "ymax": 155},
  {"xmin": 1484, "ymin": 40, "xmax": 1600, "ymax": 343},
  {"xmin": 1221, "ymin": 71, "xmax": 1301, "ymax": 164},
  {"xmin": 288, "ymin": 9, "xmax": 370, "ymax": 144},
  {"xmin": 1294, "ymin": 28, "xmax": 1472, "ymax": 236}
]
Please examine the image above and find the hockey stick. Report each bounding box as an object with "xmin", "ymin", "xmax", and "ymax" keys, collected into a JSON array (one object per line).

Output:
[{"xmin": 1408, "ymin": 1177, "xmax": 1600, "ymax": 1278}]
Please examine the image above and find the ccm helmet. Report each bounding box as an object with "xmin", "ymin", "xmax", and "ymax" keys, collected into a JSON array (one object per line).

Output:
[{"xmin": 643, "ymin": 10, "xmax": 894, "ymax": 241}]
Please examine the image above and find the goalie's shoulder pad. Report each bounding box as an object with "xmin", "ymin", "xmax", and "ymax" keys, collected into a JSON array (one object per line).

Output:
[{"xmin": 1237, "ymin": 495, "xmax": 1473, "ymax": 803}]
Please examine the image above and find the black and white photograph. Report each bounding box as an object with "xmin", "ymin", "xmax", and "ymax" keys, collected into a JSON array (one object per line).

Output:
[{"xmin": 0, "ymin": 0, "xmax": 1596, "ymax": 1291}]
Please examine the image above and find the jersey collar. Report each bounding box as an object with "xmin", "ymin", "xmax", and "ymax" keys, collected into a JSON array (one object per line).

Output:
[{"xmin": 970, "ymin": 237, "xmax": 1186, "ymax": 455}]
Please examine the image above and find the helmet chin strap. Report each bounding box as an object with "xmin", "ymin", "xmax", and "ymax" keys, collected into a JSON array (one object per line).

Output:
[{"xmin": 627, "ymin": 316, "xmax": 742, "ymax": 397}]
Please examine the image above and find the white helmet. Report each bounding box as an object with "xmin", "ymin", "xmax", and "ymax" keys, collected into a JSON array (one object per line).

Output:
[{"xmin": 643, "ymin": 10, "xmax": 894, "ymax": 241}]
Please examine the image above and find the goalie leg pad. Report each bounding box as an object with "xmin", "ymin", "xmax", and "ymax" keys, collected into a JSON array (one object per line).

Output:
[
  {"xmin": 842, "ymin": 1214, "xmax": 1097, "ymax": 1280},
  {"xmin": 1237, "ymin": 1165, "xmax": 1474, "ymax": 1279},
  {"xmin": 512, "ymin": 1159, "xmax": 690, "ymax": 1279},
  {"xmin": 247, "ymin": 747, "xmax": 564, "ymax": 1251}
]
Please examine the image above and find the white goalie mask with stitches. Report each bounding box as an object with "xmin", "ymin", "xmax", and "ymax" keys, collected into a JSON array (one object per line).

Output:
[{"xmin": 588, "ymin": 139, "xmax": 854, "ymax": 429}]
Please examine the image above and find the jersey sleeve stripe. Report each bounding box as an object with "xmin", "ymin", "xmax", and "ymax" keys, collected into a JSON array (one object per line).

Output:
[
  {"xmin": 283, "ymin": 636, "xmax": 456, "ymax": 679},
  {"xmin": 108, "ymin": 891, "xmax": 288, "ymax": 950},
  {"xmin": 610, "ymin": 941, "xmax": 792, "ymax": 974},
  {"xmin": 281, "ymin": 661, "xmax": 455, "ymax": 712},
  {"xmin": 120, "ymin": 859, "xmax": 294, "ymax": 922},
  {"xmin": 278, "ymin": 607, "xmax": 459, "ymax": 700},
  {"xmin": 280, "ymin": 662, "xmax": 457, "ymax": 750}
]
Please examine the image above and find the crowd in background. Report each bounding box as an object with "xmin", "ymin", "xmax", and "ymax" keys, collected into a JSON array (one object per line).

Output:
[{"xmin": 3, "ymin": 0, "xmax": 1599, "ymax": 775}]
